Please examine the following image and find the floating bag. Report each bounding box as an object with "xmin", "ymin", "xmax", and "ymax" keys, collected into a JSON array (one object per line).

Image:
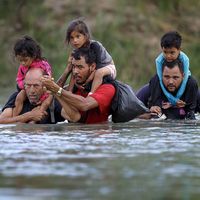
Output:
[{"xmin": 111, "ymin": 80, "xmax": 149, "ymax": 123}]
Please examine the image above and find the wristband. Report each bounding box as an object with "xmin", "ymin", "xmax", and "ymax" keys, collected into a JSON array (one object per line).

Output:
[{"xmin": 57, "ymin": 87, "xmax": 63, "ymax": 97}]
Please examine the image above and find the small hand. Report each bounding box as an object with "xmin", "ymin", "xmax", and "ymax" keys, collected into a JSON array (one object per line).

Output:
[
  {"xmin": 176, "ymin": 100, "xmax": 186, "ymax": 108},
  {"xmin": 162, "ymin": 102, "xmax": 172, "ymax": 109}
]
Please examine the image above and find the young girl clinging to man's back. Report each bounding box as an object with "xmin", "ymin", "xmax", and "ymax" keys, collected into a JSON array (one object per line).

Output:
[
  {"xmin": 13, "ymin": 35, "xmax": 52, "ymax": 116},
  {"xmin": 57, "ymin": 18, "xmax": 116, "ymax": 93}
]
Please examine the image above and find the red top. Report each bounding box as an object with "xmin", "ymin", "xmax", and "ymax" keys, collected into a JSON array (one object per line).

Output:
[
  {"xmin": 75, "ymin": 84, "xmax": 115, "ymax": 124},
  {"xmin": 16, "ymin": 59, "xmax": 52, "ymax": 89}
]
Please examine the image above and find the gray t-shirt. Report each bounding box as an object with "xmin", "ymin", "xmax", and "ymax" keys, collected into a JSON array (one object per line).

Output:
[{"xmin": 90, "ymin": 40, "xmax": 112, "ymax": 69}]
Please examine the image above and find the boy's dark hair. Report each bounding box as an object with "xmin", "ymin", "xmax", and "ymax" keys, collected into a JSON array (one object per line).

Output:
[
  {"xmin": 71, "ymin": 48, "xmax": 96, "ymax": 66},
  {"xmin": 161, "ymin": 31, "xmax": 182, "ymax": 49},
  {"xmin": 14, "ymin": 35, "xmax": 42, "ymax": 59},
  {"xmin": 66, "ymin": 18, "xmax": 91, "ymax": 46},
  {"xmin": 162, "ymin": 59, "xmax": 183, "ymax": 73}
]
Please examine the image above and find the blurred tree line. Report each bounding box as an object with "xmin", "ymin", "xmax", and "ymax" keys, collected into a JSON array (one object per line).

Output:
[{"xmin": 0, "ymin": 0, "xmax": 200, "ymax": 89}]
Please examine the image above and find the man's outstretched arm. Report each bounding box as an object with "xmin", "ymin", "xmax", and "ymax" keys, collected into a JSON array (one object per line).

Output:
[{"xmin": 0, "ymin": 108, "xmax": 47, "ymax": 124}]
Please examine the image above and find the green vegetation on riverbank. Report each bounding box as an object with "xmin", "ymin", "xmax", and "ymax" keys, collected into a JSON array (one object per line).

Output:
[{"xmin": 0, "ymin": 0, "xmax": 199, "ymax": 89}]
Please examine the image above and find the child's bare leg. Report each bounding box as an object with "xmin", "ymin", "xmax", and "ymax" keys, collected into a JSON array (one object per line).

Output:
[
  {"xmin": 89, "ymin": 64, "xmax": 116, "ymax": 94},
  {"xmin": 90, "ymin": 67, "xmax": 113, "ymax": 93},
  {"xmin": 40, "ymin": 95, "xmax": 53, "ymax": 112},
  {"xmin": 57, "ymin": 63, "xmax": 72, "ymax": 87},
  {"xmin": 90, "ymin": 70, "xmax": 103, "ymax": 94},
  {"xmin": 13, "ymin": 90, "xmax": 27, "ymax": 116},
  {"xmin": 68, "ymin": 75, "xmax": 75, "ymax": 92},
  {"xmin": 57, "ymin": 55, "xmax": 73, "ymax": 87}
]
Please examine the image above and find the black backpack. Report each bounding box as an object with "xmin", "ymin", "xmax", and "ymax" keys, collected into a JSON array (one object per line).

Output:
[{"xmin": 111, "ymin": 80, "xmax": 149, "ymax": 123}]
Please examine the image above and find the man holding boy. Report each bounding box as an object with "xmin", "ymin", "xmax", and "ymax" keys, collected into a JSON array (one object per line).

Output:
[
  {"xmin": 155, "ymin": 31, "xmax": 191, "ymax": 106},
  {"xmin": 41, "ymin": 48, "xmax": 116, "ymax": 123},
  {"xmin": 148, "ymin": 59, "xmax": 198, "ymax": 119},
  {"xmin": 137, "ymin": 31, "xmax": 199, "ymax": 119}
]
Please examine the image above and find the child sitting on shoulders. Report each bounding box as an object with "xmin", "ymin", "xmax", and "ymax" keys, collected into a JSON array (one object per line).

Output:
[
  {"xmin": 57, "ymin": 18, "xmax": 116, "ymax": 94},
  {"xmin": 155, "ymin": 31, "xmax": 191, "ymax": 106},
  {"xmin": 13, "ymin": 35, "xmax": 52, "ymax": 117}
]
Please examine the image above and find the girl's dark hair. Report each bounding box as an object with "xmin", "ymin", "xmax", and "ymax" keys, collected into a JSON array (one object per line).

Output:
[
  {"xmin": 14, "ymin": 35, "xmax": 42, "ymax": 59},
  {"xmin": 161, "ymin": 31, "xmax": 182, "ymax": 49},
  {"xmin": 66, "ymin": 18, "xmax": 91, "ymax": 46}
]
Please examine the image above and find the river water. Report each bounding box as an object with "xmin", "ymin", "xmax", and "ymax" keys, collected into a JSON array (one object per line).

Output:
[
  {"xmin": 0, "ymin": 118, "xmax": 200, "ymax": 200},
  {"xmin": 0, "ymin": 88, "xmax": 200, "ymax": 200}
]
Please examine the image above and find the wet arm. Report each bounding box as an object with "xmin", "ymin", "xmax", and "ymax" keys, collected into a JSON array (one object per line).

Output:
[
  {"xmin": 53, "ymin": 88, "xmax": 98, "ymax": 122},
  {"xmin": 0, "ymin": 108, "xmax": 47, "ymax": 124},
  {"xmin": 57, "ymin": 97, "xmax": 81, "ymax": 122},
  {"xmin": 42, "ymin": 76, "xmax": 99, "ymax": 111},
  {"xmin": 90, "ymin": 67, "xmax": 110, "ymax": 93},
  {"xmin": 60, "ymin": 90, "xmax": 98, "ymax": 111}
]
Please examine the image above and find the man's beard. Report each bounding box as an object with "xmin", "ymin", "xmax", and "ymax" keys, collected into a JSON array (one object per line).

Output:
[
  {"xmin": 28, "ymin": 95, "xmax": 40, "ymax": 105},
  {"xmin": 74, "ymin": 75, "xmax": 87, "ymax": 86},
  {"xmin": 30, "ymin": 101, "xmax": 38, "ymax": 106}
]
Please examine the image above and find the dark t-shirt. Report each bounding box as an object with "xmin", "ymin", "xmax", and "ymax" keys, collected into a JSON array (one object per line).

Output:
[
  {"xmin": 2, "ymin": 91, "xmax": 64, "ymax": 124},
  {"xmin": 148, "ymin": 75, "xmax": 198, "ymax": 119},
  {"xmin": 136, "ymin": 84, "xmax": 150, "ymax": 107},
  {"xmin": 89, "ymin": 40, "xmax": 112, "ymax": 69}
]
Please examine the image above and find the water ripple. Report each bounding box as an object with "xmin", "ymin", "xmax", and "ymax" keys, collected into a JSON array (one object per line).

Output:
[{"xmin": 0, "ymin": 121, "xmax": 200, "ymax": 199}]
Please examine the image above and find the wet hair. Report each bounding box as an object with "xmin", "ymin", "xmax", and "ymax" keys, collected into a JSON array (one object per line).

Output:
[
  {"xmin": 14, "ymin": 35, "xmax": 42, "ymax": 59},
  {"xmin": 160, "ymin": 31, "xmax": 182, "ymax": 49},
  {"xmin": 162, "ymin": 59, "xmax": 183, "ymax": 73},
  {"xmin": 71, "ymin": 48, "xmax": 96, "ymax": 65},
  {"xmin": 66, "ymin": 18, "xmax": 91, "ymax": 47}
]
